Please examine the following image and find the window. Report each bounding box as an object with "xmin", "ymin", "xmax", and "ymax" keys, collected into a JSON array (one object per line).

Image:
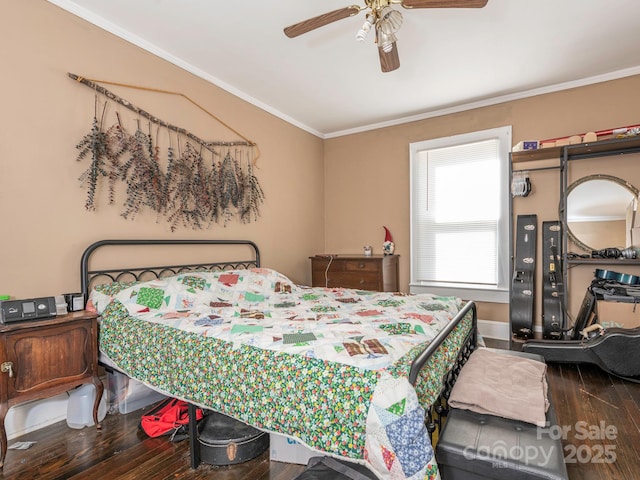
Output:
[{"xmin": 409, "ymin": 126, "xmax": 511, "ymax": 303}]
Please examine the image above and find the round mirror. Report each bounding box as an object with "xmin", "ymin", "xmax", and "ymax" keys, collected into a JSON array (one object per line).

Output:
[{"xmin": 566, "ymin": 174, "xmax": 639, "ymax": 252}]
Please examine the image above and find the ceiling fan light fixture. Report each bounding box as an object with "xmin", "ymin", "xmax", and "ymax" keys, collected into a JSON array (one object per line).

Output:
[
  {"xmin": 284, "ymin": 0, "xmax": 488, "ymax": 72},
  {"xmin": 356, "ymin": 14, "xmax": 375, "ymax": 41},
  {"xmin": 377, "ymin": 6, "xmax": 403, "ymax": 35},
  {"xmin": 376, "ymin": 27, "xmax": 397, "ymax": 53}
]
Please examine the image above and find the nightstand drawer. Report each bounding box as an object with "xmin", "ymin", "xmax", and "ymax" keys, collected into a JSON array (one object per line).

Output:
[{"xmin": 10, "ymin": 322, "xmax": 91, "ymax": 393}]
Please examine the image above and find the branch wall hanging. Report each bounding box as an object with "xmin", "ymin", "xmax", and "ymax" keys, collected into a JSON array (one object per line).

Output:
[{"xmin": 69, "ymin": 73, "xmax": 264, "ymax": 230}]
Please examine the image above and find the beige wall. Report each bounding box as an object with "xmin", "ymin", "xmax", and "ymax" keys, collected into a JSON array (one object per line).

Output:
[
  {"xmin": 324, "ymin": 76, "xmax": 640, "ymax": 329},
  {"xmin": 3, "ymin": 2, "xmax": 640, "ymax": 334},
  {"xmin": 1, "ymin": 1, "xmax": 324, "ymax": 299}
]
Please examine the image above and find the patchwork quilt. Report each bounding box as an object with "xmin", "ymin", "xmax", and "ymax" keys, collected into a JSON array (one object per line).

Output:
[{"xmin": 89, "ymin": 268, "xmax": 472, "ymax": 480}]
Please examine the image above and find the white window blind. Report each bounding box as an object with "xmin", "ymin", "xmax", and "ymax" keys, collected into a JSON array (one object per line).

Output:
[{"xmin": 410, "ymin": 126, "xmax": 511, "ymax": 303}]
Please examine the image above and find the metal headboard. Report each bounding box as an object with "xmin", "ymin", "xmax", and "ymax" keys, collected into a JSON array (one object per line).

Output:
[{"xmin": 80, "ymin": 239, "xmax": 260, "ymax": 301}]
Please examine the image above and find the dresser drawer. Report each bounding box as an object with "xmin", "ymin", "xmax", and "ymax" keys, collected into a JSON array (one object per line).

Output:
[
  {"xmin": 326, "ymin": 271, "xmax": 380, "ymax": 290},
  {"xmin": 310, "ymin": 255, "xmax": 399, "ymax": 292},
  {"xmin": 343, "ymin": 260, "xmax": 381, "ymax": 273}
]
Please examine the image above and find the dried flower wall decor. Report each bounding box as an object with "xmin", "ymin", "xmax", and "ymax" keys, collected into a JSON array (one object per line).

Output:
[{"xmin": 69, "ymin": 73, "xmax": 264, "ymax": 230}]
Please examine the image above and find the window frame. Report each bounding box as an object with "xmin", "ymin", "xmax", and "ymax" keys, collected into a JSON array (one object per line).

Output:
[{"xmin": 409, "ymin": 125, "xmax": 512, "ymax": 303}]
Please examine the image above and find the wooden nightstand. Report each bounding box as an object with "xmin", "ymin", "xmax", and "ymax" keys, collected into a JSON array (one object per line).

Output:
[
  {"xmin": 310, "ymin": 254, "xmax": 399, "ymax": 292},
  {"xmin": 0, "ymin": 311, "xmax": 102, "ymax": 467}
]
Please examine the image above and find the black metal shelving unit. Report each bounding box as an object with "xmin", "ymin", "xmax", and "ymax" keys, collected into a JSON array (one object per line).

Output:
[
  {"xmin": 510, "ymin": 135, "xmax": 640, "ymax": 343},
  {"xmin": 559, "ymin": 136, "xmax": 640, "ymax": 324}
]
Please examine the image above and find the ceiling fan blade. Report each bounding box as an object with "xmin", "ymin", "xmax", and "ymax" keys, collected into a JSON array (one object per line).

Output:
[
  {"xmin": 284, "ymin": 6, "xmax": 361, "ymax": 38},
  {"xmin": 379, "ymin": 43, "xmax": 400, "ymax": 73},
  {"xmin": 401, "ymin": 0, "xmax": 488, "ymax": 8}
]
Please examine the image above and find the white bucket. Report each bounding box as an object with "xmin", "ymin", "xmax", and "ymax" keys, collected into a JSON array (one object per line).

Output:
[{"xmin": 66, "ymin": 383, "xmax": 107, "ymax": 429}]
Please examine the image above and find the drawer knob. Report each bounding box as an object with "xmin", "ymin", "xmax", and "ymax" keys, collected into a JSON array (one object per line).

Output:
[
  {"xmin": 1, "ymin": 362, "xmax": 13, "ymax": 378},
  {"xmin": 358, "ymin": 263, "xmax": 365, "ymax": 268}
]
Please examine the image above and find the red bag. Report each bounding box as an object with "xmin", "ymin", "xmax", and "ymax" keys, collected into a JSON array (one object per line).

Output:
[{"xmin": 140, "ymin": 398, "xmax": 203, "ymax": 440}]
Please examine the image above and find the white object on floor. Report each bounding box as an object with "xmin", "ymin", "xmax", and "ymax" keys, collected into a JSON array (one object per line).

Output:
[
  {"xmin": 66, "ymin": 384, "xmax": 107, "ymax": 429},
  {"xmin": 270, "ymin": 433, "xmax": 318, "ymax": 465},
  {"xmin": 107, "ymin": 370, "xmax": 167, "ymax": 414}
]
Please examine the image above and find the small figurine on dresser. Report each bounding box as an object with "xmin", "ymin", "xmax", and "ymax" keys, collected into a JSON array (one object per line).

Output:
[{"xmin": 383, "ymin": 226, "xmax": 395, "ymax": 255}]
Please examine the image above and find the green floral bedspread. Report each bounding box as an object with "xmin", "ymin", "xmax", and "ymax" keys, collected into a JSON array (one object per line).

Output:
[{"xmin": 89, "ymin": 268, "xmax": 472, "ymax": 480}]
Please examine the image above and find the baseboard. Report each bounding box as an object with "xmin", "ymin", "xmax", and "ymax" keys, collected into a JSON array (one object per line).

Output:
[
  {"xmin": 477, "ymin": 319, "xmax": 510, "ymax": 341},
  {"xmin": 478, "ymin": 319, "xmax": 542, "ymax": 341}
]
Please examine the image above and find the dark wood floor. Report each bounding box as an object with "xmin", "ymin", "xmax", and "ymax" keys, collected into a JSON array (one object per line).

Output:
[{"xmin": 3, "ymin": 344, "xmax": 639, "ymax": 479}]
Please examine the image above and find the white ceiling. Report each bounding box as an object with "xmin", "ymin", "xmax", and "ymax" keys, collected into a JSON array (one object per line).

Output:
[{"xmin": 49, "ymin": 0, "xmax": 640, "ymax": 138}]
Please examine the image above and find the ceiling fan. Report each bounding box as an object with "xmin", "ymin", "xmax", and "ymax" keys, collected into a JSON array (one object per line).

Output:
[{"xmin": 284, "ymin": 0, "xmax": 488, "ymax": 73}]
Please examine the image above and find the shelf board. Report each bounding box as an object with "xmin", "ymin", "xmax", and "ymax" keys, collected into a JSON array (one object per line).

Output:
[
  {"xmin": 565, "ymin": 136, "xmax": 640, "ymax": 160},
  {"xmin": 511, "ymin": 146, "xmax": 562, "ymax": 163},
  {"xmin": 567, "ymin": 258, "xmax": 640, "ymax": 265},
  {"xmin": 511, "ymin": 135, "xmax": 640, "ymax": 164}
]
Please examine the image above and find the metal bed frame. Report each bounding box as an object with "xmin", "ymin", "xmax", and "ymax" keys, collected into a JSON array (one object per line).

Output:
[
  {"xmin": 80, "ymin": 239, "xmax": 261, "ymax": 301},
  {"xmin": 80, "ymin": 239, "xmax": 477, "ymax": 444}
]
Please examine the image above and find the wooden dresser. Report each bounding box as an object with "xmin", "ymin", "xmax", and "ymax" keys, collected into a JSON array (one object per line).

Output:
[
  {"xmin": 310, "ymin": 254, "xmax": 399, "ymax": 292},
  {"xmin": 0, "ymin": 311, "xmax": 102, "ymax": 467}
]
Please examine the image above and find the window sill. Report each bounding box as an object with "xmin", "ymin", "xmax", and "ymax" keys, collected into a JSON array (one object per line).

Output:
[{"xmin": 409, "ymin": 283, "xmax": 509, "ymax": 304}]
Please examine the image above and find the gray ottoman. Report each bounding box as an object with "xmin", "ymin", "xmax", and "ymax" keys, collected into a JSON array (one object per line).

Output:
[{"xmin": 435, "ymin": 350, "xmax": 568, "ymax": 480}]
